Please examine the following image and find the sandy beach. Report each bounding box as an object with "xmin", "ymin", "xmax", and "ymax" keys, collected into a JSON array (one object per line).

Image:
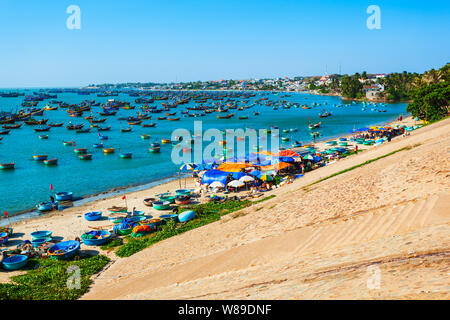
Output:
[{"xmin": 2, "ymin": 116, "xmax": 449, "ymax": 299}]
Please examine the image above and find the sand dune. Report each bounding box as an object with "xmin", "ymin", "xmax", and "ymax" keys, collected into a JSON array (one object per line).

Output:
[{"xmin": 82, "ymin": 118, "xmax": 450, "ymax": 299}]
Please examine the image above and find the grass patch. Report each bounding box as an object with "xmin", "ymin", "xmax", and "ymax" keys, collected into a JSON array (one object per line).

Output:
[
  {"xmin": 304, "ymin": 147, "xmax": 411, "ymax": 189},
  {"xmin": 253, "ymin": 195, "xmax": 276, "ymax": 204},
  {"xmin": 100, "ymin": 237, "xmax": 123, "ymax": 250},
  {"xmin": 0, "ymin": 255, "xmax": 109, "ymax": 300}
]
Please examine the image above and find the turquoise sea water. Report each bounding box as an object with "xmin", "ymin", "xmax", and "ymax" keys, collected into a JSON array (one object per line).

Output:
[{"xmin": 0, "ymin": 90, "xmax": 407, "ymax": 216}]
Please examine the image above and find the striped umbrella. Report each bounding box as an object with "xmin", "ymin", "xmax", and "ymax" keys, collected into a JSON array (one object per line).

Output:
[
  {"xmin": 259, "ymin": 174, "xmax": 274, "ymax": 182},
  {"xmin": 179, "ymin": 163, "xmax": 198, "ymax": 171}
]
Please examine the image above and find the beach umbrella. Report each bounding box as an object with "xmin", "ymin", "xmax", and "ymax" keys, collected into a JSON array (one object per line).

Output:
[
  {"xmin": 179, "ymin": 163, "xmax": 198, "ymax": 171},
  {"xmin": 259, "ymin": 174, "xmax": 274, "ymax": 182},
  {"xmin": 227, "ymin": 180, "xmax": 245, "ymax": 188},
  {"xmin": 239, "ymin": 175, "xmax": 255, "ymax": 183},
  {"xmin": 303, "ymin": 154, "xmax": 314, "ymax": 161},
  {"xmin": 209, "ymin": 181, "xmax": 225, "ymax": 189},
  {"xmin": 249, "ymin": 170, "xmax": 262, "ymax": 177}
]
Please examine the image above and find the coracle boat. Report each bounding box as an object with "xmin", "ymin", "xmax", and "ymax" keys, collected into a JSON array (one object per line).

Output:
[
  {"xmin": 103, "ymin": 148, "xmax": 115, "ymax": 154},
  {"xmin": 175, "ymin": 195, "xmax": 191, "ymax": 205},
  {"xmin": 152, "ymin": 201, "xmax": 170, "ymax": 210},
  {"xmin": 81, "ymin": 230, "xmax": 111, "ymax": 246},
  {"xmin": 178, "ymin": 210, "xmax": 196, "ymax": 222},
  {"xmin": 143, "ymin": 198, "xmax": 156, "ymax": 207},
  {"xmin": 2, "ymin": 255, "xmax": 28, "ymax": 270},
  {"xmin": 48, "ymin": 240, "xmax": 80, "ymax": 260},
  {"xmin": 79, "ymin": 154, "xmax": 92, "ymax": 160},
  {"xmin": 55, "ymin": 192, "xmax": 73, "ymax": 201},
  {"xmin": 43, "ymin": 158, "xmax": 58, "ymax": 165},
  {"xmin": 108, "ymin": 206, "xmax": 128, "ymax": 213},
  {"xmin": 84, "ymin": 211, "xmax": 102, "ymax": 221},
  {"xmin": 0, "ymin": 232, "xmax": 8, "ymax": 245},
  {"xmin": 31, "ymin": 230, "xmax": 52, "ymax": 241},
  {"xmin": 159, "ymin": 195, "xmax": 176, "ymax": 204},
  {"xmin": 0, "ymin": 163, "xmax": 15, "ymax": 170},
  {"xmin": 36, "ymin": 202, "xmax": 55, "ymax": 212}
]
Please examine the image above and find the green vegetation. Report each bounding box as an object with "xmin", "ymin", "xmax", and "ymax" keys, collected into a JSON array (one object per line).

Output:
[
  {"xmin": 0, "ymin": 255, "xmax": 109, "ymax": 300},
  {"xmin": 100, "ymin": 237, "xmax": 123, "ymax": 250},
  {"xmin": 340, "ymin": 74, "xmax": 363, "ymax": 99},
  {"xmin": 407, "ymin": 64, "xmax": 449, "ymax": 122},
  {"xmin": 115, "ymin": 196, "xmax": 277, "ymax": 257}
]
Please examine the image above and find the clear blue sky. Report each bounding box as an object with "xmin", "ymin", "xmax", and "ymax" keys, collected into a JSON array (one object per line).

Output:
[{"xmin": 0, "ymin": 0, "xmax": 449, "ymax": 87}]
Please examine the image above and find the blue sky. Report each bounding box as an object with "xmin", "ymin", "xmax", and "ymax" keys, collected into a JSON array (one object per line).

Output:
[{"xmin": 0, "ymin": 0, "xmax": 449, "ymax": 87}]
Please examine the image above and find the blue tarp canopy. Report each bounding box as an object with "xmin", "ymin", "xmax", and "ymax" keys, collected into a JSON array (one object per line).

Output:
[{"xmin": 201, "ymin": 170, "xmax": 245, "ymax": 186}]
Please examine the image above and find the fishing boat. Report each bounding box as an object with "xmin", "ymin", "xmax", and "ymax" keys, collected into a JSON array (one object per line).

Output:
[
  {"xmin": 74, "ymin": 148, "xmax": 87, "ymax": 154},
  {"xmin": 55, "ymin": 192, "xmax": 73, "ymax": 201},
  {"xmin": 121, "ymin": 127, "xmax": 132, "ymax": 133},
  {"xmin": 308, "ymin": 122, "xmax": 321, "ymax": 130},
  {"xmin": 120, "ymin": 152, "xmax": 132, "ymax": 159},
  {"xmin": 152, "ymin": 201, "xmax": 170, "ymax": 210},
  {"xmin": 66, "ymin": 124, "xmax": 84, "ymax": 130},
  {"xmin": 217, "ymin": 113, "xmax": 234, "ymax": 119},
  {"xmin": 48, "ymin": 240, "xmax": 80, "ymax": 260},
  {"xmin": 34, "ymin": 126, "xmax": 51, "ymax": 132},
  {"xmin": 161, "ymin": 139, "xmax": 171, "ymax": 144},
  {"xmin": 103, "ymin": 148, "xmax": 115, "ymax": 154},
  {"xmin": 33, "ymin": 155, "xmax": 48, "ymax": 161},
  {"xmin": 43, "ymin": 158, "xmax": 58, "ymax": 165},
  {"xmin": 79, "ymin": 154, "xmax": 92, "ymax": 160},
  {"xmin": 0, "ymin": 163, "xmax": 15, "ymax": 170},
  {"xmin": 128, "ymin": 120, "xmax": 142, "ymax": 125},
  {"xmin": 39, "ymin": 135, "xmax": 49, "ymax": 140},
  {"xmin": 93, "ymin": 143, "xmax": 103, "ymax": 148},
  {"xmin": 141, "ymin": 134, "xmax": 150, "ymax": 140},
  {"xmin": 43, "ymin": 105, "xmax": 58, "ymax": 111},
  {"xmin": 318, "ymin": 111, "xmax": 332, "ymax": 118},
  {"xmin": 36, "ymin": 202, "xmax": 54, "ymax": 212},
  {"xmin": 90, "ymin": 118, "xmax": 107, "ymax": 124},
  {"xmin": 142, "ymin": 123, "xmax": 156, "ymax": 128},
  {"xmin": 48, "ymin": 122, "xmax": 64, "ymax": 127},
  {"xmin": 97, "ymin": 126, "xmax": 111, "ymax": 131},
  {"xmin": 2, "ymin": 255, "xmax": 28, "ymax": 270},
  {"xmin": 168, "ymin": 117, "xmax": 180, "ymax": 121},
  {"xmin": 2, "ymin": 123, "xmax": 22, "ymax": 129},
  {"xmin": 84, "ymin": 211, "xmax": 102, "ymax": 221},
  {"xmin": 238, "ymin": 116, "xmax": 249, "ymax": 120},
  {"xmin": 62, "ymin": 140, "xmax": 74, "ymax": 146},
  {"xmin": 0, "ymin": 130, "xmax": 10, "ymax": 135},
  {"xmin": 81, "ymin": 230, "xmax": 111, "ymax": 246},
  {"xmin": 143, "ymin": 198, "xmax": 156, "ymax": 207},
  {"xmin": 148, "ymin": 146, "xmax": 160, "ymax": 153}
]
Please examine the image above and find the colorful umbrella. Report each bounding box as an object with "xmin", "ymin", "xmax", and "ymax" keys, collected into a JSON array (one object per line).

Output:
[{"xmin": 259, "ymin": 174, "xmax": 274, "ymax": 182}]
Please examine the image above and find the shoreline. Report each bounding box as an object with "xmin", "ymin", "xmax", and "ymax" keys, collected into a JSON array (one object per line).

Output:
[{"xmin": 1, "ymin": 113, "xmax": 413, "ymax": 225}]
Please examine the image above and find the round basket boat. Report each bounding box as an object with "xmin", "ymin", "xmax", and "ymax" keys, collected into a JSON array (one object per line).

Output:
[
  {"xmin": 178, "ymin": 210, "xmax": 196, "ymax": 223},
  {"xmin": 159, "ymin": 196, "xmax": 176, "ymax": 204},
  {"xmin": 175, "ymin": 195, "xmax": 191, "ymax": 205},
  {"xmin": 129, "ymin": 216, "xmax": 147, "ymax": 223},
  {"xmin": 0, "ymin": 232, "xmax": 8, "ymax": 245},
  {"xmin": 143, "ymin": 198, "xmax": 156, "ymax": 207},
  {"xmin": 31, "ymin": 238, "xmax": 47, "ymax": 248},
  {"xmin": 84, "ymin": 211, "xmax": 103, "ymax": 221},
  {"xmin": 130, "ymin": 210, "xmax": 145, "ymax": 216},
  {"xmin": 55, "ymin": 192, "xmax": 73, "ymax": 201},
  {"xmin": 153, "ymin": 201, "xmax": 170, "ymax": 210},
  {"xmin": 31, "ymin": 230, "xmax": 52, "ymax": 241},
  {"xmin": 48, "ymin": 240, "xmax": 80, "ymax": 260},
  {"xmin": 175, "ymin": 189, "xmax": 191, "ymax": 196},
  {"xmin": 81, "ymin": 231, "xmax": 112, "ymax": 246},
  {"xmin": 2, "ymin": 255, "xmax": 28, "ymax": 271}
]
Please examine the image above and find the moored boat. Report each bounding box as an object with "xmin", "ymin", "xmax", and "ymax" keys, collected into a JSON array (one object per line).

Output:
[
  {"xmin": 48, "ymin": 240, "xmax": 80, "ymax": 260},
  {"xmin": 0, "ymin": 163, "xmax": 15, "ymax": 170},
  {"xmin": 79, "ymin": 154, "xmax": 93, "ymax": 160},
  {"xmin": 103, "ymin": 148, "xmax": 115, "ymax": 154},
  {"xmin": 43, "ymin": 158, "xmax": 58, "ymax": 165}
]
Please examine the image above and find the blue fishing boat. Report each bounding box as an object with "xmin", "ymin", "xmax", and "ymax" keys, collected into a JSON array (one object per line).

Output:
[
  {"xmin": 81, "ymin": 230, "xmax": 111, "ymax": 246},
  {"xmin": 120, "ymin": 152, "xmax": 132, "ymax": 159},
  {"xmin": 48, "ymin": 240, "xmax": 80, "ymax": 260},
  {"xmin": 84, "ymin": 211, "xmax": 102, "ymax": 221},
  {"xmin": 2, "ymin": 255, "xmax": 28, "ymax": 270},
  {"xmin": 55, "ymin": 192, "xmax": 73, "ymax": 201},
  {"xmin": 36, "ymin": 202, "xmax": 55, "ymax": 212},
  {"xmin": 93, "ymin": 143, "xmax": 104, "ymax": 148},
  {"xmin": 31, "ymin": 230, "xmax": 52, "ymax": 241},
  {"xmin": 31, "ymin": 238, "xmax": 47, "ymax": 248},
  {"xmin": 178, "ymin": 210, "xmax": 196, "ymax": 222},
  {"xmin": 0, "ymin": 232, "xmax": 8, "ymax": 244}
]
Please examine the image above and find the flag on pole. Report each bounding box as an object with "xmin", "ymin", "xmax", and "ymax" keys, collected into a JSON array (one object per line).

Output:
[
  {"xmin": 3, "ymin": 211, "xmax": 7, "ymax": 217},
  {"xmin": 50, "ymin": 184, "xmax": 53, "ymax": 191},
  {"xmin": 122, "ymin": 195, "xmax": 126, "ymax": 200}
]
